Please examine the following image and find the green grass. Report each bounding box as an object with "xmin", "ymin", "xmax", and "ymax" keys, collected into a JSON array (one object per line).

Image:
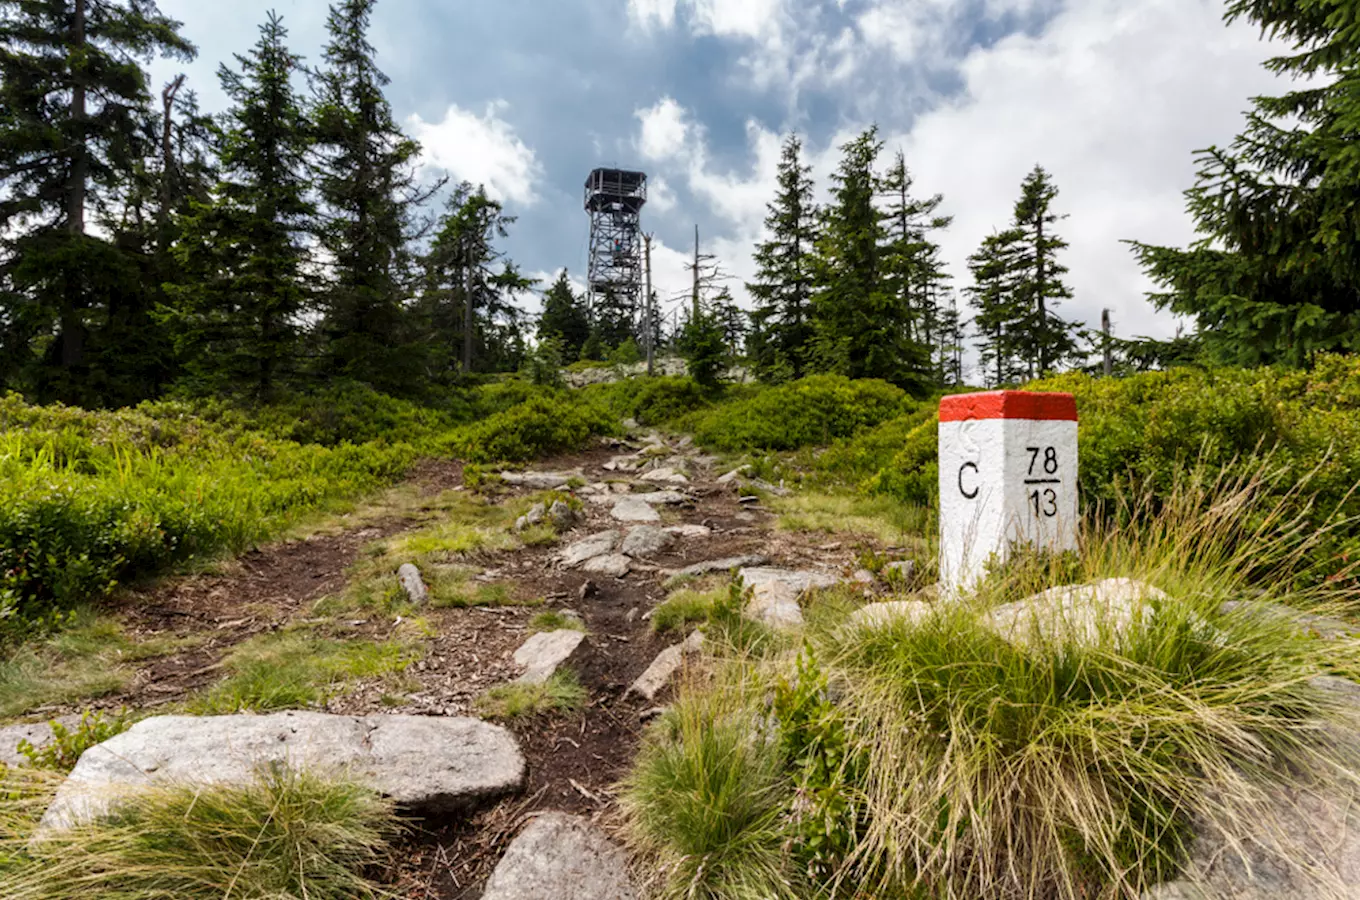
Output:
[
  {"xmin": 189, "ymin": 630, "xmax": 421, "ymax": 714},
  {"xmin": 528, "ymin": 610, "xmax": 584, "ymax": 633},
  {"xmin": 652, "ymin": 583, "xmax": 725, "ymax": 635},
  {"xmin": 624, "ymin": 463, "xmax": 1360, "ymax": 900},
  {"xmin": 0, "ymin": 764, "xmax": 400, "ymax": 898},
  {"xmin": 772, "ymin": 490, "xmax": 932, "ymax": 548},
  {"xmin": 0, "ymin": 611, "xmax": 187, "ymax": 719},
  {"xmin": 475, "ymin": 671, "xmax": 588, "ymax": 721}
]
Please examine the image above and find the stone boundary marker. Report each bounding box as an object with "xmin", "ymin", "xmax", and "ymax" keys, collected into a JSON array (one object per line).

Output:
[{"xmin": 938, "ymin": 390, "xmax": 1078, "ymax": 595}]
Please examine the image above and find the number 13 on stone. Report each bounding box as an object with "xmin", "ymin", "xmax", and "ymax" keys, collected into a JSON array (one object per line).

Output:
[{"xmin": 938, "ymin": 391, "xmax": 1079, "ymax": 595}]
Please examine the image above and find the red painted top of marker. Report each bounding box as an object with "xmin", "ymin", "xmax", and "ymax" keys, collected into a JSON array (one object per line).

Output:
[{"xmin": 939, "ymin": 391, "xmax": 1078, "ymax": 423}]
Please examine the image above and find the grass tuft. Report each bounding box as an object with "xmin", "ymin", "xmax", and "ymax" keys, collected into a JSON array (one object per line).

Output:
[
  {"xmin": 0, "ymin": 764, "xmax": 400, "ymax": 898},
  {"xmin": 475, "ymin": 671, "xmax": 587, "ymax": 721}
]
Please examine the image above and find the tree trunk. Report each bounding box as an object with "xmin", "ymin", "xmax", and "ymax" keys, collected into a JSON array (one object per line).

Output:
[
  {"xmin": 61, "ymin": 0, "xmax": 89, "ymax": 370},
  {"xmin": 159, "ymin": 75, "xmax": 186, "ymax": 253},
  {"xmin": 1035, "ymin": 216, "xmax": 1048, "ymax": 375},
  {"xmin": 462, "ymin": 246, "xmax": 473, "ymax": 375}
]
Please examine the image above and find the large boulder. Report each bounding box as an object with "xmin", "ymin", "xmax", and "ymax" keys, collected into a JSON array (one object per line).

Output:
[
  {"xmin": 481, "ymin": 812, "xmax": 637, "ymax": 900},
  {"xmin": 38, "ymin": 712, "xmax": 525, "ymax": 833}
]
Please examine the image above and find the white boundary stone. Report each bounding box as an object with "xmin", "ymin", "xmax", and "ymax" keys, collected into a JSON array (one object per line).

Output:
[{"xmin": 938, "ymin": 392, "xmax": 1079, "ymax": 596}]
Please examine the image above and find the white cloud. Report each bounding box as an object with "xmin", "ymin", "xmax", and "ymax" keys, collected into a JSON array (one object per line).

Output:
[
  {"xmin": 636, "ymin": 97, "xmax": 693, "ymax": 162},
  {"xmin": 649, "ymin": 176, "xmax": 679, "ymax": 213},
  {"xmin": 408, "ymin": 101, "xmax": 543, "ymax": 206},
  {"xmin": 627, "ymin": 0, "xmax": 679, "ymax": 30}
]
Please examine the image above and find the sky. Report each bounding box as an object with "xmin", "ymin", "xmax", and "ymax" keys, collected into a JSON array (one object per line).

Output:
[{"xmin": 150, "ymin": 0, "xmax": 1285, "ymax": 378}]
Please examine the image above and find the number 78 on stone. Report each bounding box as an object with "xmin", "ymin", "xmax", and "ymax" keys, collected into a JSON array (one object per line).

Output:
[{"xmin": 937, "ymin": 391, "xmax": 1079, "ymax": 595}]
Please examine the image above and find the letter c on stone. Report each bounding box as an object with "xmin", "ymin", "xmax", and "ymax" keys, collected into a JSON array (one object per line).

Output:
[{"xmin": 958, "ymin": 462, "xmax": 979, "ymax": 500}]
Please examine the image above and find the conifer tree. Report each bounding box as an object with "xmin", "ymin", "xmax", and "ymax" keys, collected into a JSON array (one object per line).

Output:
[
  {"xmin": 747, "ymin": 134, "xmax": 817, "ymax": 381},
  {"xmin": 419, "ymin": 182, "xmax": 531, "ymax": 378},
  {"xmin": 966, "ymin": 228, "xmax": 1027, "ymax": 387},
  {"xmin": 0, "ymin": 0, "xmax": 194, "ymax": 403},
  {"xmin": 537, "ymin": 271, "xmax": 591, "ymax": 362},
  {"xmin": 877, "ymin": 150, "xmax": 952, "ymax": 357},
  {"xmin": 809, "ymin": 127, "xmax": 930, "ymax": 394},
  {"xmin": 165, "ymin": 13, "xmax": 314, "ymax": 398},
  {"xmin": 1128, "ymin": 0, "xmax": 1360, "ymax": 366},
  {"xmin": 313, "ymin": 0, "xmax": 434, "ymax": 393},
  {"xmin": 1010, "ymin": 165, "xmax": 1078, "ymax": 377}
]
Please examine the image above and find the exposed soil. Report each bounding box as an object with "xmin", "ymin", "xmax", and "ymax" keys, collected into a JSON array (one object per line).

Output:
[{"xmin": 17, "ymin": 437, "xmax": 889, "ymax": 897}]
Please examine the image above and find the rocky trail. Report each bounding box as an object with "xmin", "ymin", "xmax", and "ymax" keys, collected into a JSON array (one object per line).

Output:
[{"xmin": 1, "ymin": 428, "xmax": 903, "ymax": 898}]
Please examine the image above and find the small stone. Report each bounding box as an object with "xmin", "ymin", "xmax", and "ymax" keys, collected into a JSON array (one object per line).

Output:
[
  {"xmin": 639, "ymin": 707, "xmax": 667, "ymax": 723},
  {"xmin": 622, "ymin": 526, "xmax": 673, "ymax": 559},
  {"xmin": 716, "ymin": 466, "xmax": 751, "ymax": 485},
  {"xmin": 746, "ymin": 581, "xmax": 805, "ymax": 630},
  {"xmin": 397, "ymin": 563, "xmax": 429, "ymax": 605},
  {"xmin": 611, "ymin": 498, "xmax": 661, "ymax": 523},
  {"xmin": 582, "ymin": 554, "xmax": 632, "ymax": 577},
  {"xmin": 629, "ymin": 490, "xmax": 688, "ymax": 506},
  {"xmin": 481, "ymin": 812, "xmax": 637, "ymax": 900},
  {"xmin": 641, "ymin": 467, "xmax": 689, "ymax": 486},
  {"xmin": 525, "ymin": 502, "xmax": 548, "ymax": 526},
  {"xmin": 629, "ymin": 631, "xmax": 705, "ymax": 700},
  {"xmin": 666, "ymin": 555, "xmax": 769, "ymax": 579},
  {"xmin": 852, "ymin": 569, "xmax": 876, "ymax": 584},
  {"xmin": 514, "ymin": 629, "xmax": 588, "ymax": 684},
  {"xmin": 738, "ymin": 567, "xmax": 841, "ymax": 594},
  {"xmin": 499, "ymin": 471, "xmax": 582, "ymax": 490},
  {"xmin": 665, "ymin": 524, "xmax": 712, "ymax": 539},
  {"xmin": 549, "ymin": 501, "xmax": 577, "ymax": 531},
  {"xmin": 746, "ymin": 477, "xmax": 791, "ymax": 497},
  {"xmin": 738, "ymin": 495, "xmax": 761, "ymax": 505},
  {"xmin": 622, "ymin": 417, "xmax": 640, "ymax": 429},
  {"xmin": 883, "ymin": 560, "xmax": 916, "ymax": 580},
  {"xmin": 0, "ymin": 722, "xmax": 56, "ymax": 768},
  {"xmin": 577, "ymin": 581, "xmax": 597, "ymax": 602},
  {"xmin": 560, "ymin": 531, "xmax": 620, "ymax": 567}
]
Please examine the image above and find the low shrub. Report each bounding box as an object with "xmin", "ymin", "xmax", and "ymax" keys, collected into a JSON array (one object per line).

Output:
[
  {"xmin": 681, "ymin": 375, "xmax": 912, "ymax": 452},
  {"xmin": 18, "ymin": 710, "xmax": 130, "ymax": 772},
  {"xmin": 445, "ymin": 393, "xmax": 615, "ymax": 463},
  {"xmin": 0, "ymin": 765, "xmax": 400, "ymax": 898}
]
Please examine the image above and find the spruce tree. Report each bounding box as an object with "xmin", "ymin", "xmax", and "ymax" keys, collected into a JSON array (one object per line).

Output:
[
  {"xmin": 966, "ymin": 228, "xmax": 1027, "ymax": 387},
  {"xmin": 809, "ymin": 127, "xmax": 930, "ymax": 394},
  {"xmin": 0, "ymin": 0, "xmax": 194, "ymax": 403},
  {"xmin": 166, "ymin": 13, "xmax": 313, "ymax": 399},
  {"xmin": 1010, "ymin": 165, "xmax": 1078, "ymax": 377},
  {"xmin": 1128, "ymin": 0, "xmax": 1360, "ymax": 366},
  {"xmin": 419, "ymin": 181, "xmax": 531, "ymax": 378},
  {"xmin": 877, "ymin": 150, "xmax": 952, "ymax": 360},
  {"xmin": 537, "ymin": 271, "xmax": 591, "ymax": 362},
  {"xmin": 747, "ymin": 134, "xmax": 817, "ymax": 381},
  {"xmin": 313, "ymin": 0, "xmax": 433, "ymax": 393}
]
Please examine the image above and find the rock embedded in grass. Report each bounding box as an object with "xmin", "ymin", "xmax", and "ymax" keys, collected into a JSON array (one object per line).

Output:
[
  {"xmin": 629, "ymin": 630, "xmax": 705, "ymax": 701},
  {"xmin": 481, "ymin": 811, "xmax": 637, "ymax": 900},
  {"xmin": 848, "ymin": 600, "xmax": 933, "ymax": 630},
  {"xmin": 738, "ymin": 567, "xmax": 842, "ymax": 631},
  {"xmin": 716, "ymin": 465, "xmax": 751, "ymax": 485},
  {"xmin": 514, "ymin": 630, "xmax": 588, "ymax": 684},
  {"xmin": 500, "ymin": 471, "xmax": 583, "ymax": 489},
  {"xmin": 0, "ymin": 720, "xmax": 64, "ymax": 767},
  {"xmin": 397, "ymin": 563, "xmax": 429, "ymax": 605},
  {"xmin": 549, "ymin": 500, "xmax": 577, "ymax": 531},
  {"xmin": 986, "ymin": 578, "xmax": 1168, "ymax": 648},
  {"xmin": 37, "ymin": 712, "xmax": 525, "ymax": 833}
]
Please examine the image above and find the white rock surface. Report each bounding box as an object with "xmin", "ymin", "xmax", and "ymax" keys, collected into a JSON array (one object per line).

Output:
[
  {"xmin": 717, "ymin": 466, "xmax": 751, "ymax": 485},
  {"xmin": 739, "ymin": 567, "xmax": 841, "ymax": 594},
  {"xmin": 582, "ymin": 554, "xmax": 632, "ymax": 577},
  {"xmin": 630, "ymin": 490, "xmax": 688, "ymax": 505},
  {"xmin": 849, "ymin": 600, "xmax": 933, "ymax": 630},
  {"xmin": 38, "ymin": 712, "xmax": 525, "ymax": 832},
  {"xmin": 611, "ymin": 497, "xmax": 661, "ymax": 523},
  {"xmin": 560, "ymin": 531, "xmax": 619, "ymax": 567},
  {"xmin": 0, "ymin": 722, "xmax": 57, "ymax": 767},
  {"xmin": 738, "ymin": 568, "xmax": 841, "ymax": 631},
  {"xmin": 640, "ymin": 467, "xmax": 689, "ymax": 486},
  {"xmin": 500, "ymin": 471, "xmax": 582, "ymax": 489},
  {"xmin": 621, "ymin": 526, "xmax": 673, "ymax": 559},
  {"xmin": 514, "ymin": 630, "xmax": 588, "ymax": 684},
  {"xmin": 480, "ymin": 812, "xmax": 637, "ymax": 900},
  {"xmin": 986, "ymin": 578, "xmax": 1167, "ymax": 648},
  {"xmin": 397, "ymin": 563, "xmax": 429, "ymax": 605},
  {"xmin": 667, "ymin": 555, "xmax": 768, "ymax": 579},
  {"xmin": 665, "ymin": 524, "xmax": 712, "ymax": 539},
  {"xmin": 629, "ymin": 631, "xmax": 705, "ymax": 701}
]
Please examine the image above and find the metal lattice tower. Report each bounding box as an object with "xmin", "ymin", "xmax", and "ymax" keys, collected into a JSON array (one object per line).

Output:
[{"xmin": 584, "ymin": 168, "xmax": 647, "ymax": 334}]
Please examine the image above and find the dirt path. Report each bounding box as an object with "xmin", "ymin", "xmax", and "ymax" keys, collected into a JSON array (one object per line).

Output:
[{"xmin": 25, "ymin": 431, "xmax": 877, "ymax": 898}]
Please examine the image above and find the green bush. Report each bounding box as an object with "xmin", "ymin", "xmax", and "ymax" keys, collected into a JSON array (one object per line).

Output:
[
  {"xmin": 446, "ymin": 393, "xmax": 615, "ymax": 463},
  {"xmin": 681, "ymin": 375, "xmax": 911, "ymax": 452}
]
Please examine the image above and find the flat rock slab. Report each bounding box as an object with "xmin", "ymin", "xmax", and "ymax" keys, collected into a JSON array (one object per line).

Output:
[
  {"xmin": 849, "ymin": 600, "xmax": 933, "ymax": 630},
  {"xmin": 611, "ymin": 498, "xmax": 661, "ymax": 523},
  {"xmin": 0, "ymin": 722, "xmax": 57, "ymax": 767},
  {"xmin": 739, "ymin": 567, "xmax": 841, "ymax": 594},
  {"xmin": 629, "ymin": 490, "xmax": 688, "ymax": 505},
  {"xmin": 582, "ymin": 553, "xmax": 632, "ymax": 577},
  {"xmin": 739, "ymin": 568, "xmax": 841, "ymax": 631},
  {"xmin": 665, "ymin": 524, "xmax": 712, "ymax": 539},
  {"xmin": 482, "ymin": 812, "xmax": 637, "ymax": 900},
  {"xmin": 514, "ymin": 630, "xmax": 588, "ymax": 684},
  {"xmin": 629, "ymin": 631, "xmax": 705, "ymax": 701},
  {"xmin": 499, "ymin": 471, "xmax": 582, "ymax": 489},
  {"xmin": 667, "ymin": 555, "xmax": 768, "ymax": 580},
  {"xmin": 560, "ymin": 531, "xmax": 619, "ymax": 567},
  {"xmin": 39, "ymin": 712, "xmax": 525, "ymax": 833},
  {"xmin": 987, "ymin": 578, "xmax": 1167, "ymax": 648},
  {"xmin": 622, "ymin": 526, "xmax": 673, "ymax": 559},
  {"xmin": 640, "ymin": 467, "xmax": 689, "ymax": 486}
]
